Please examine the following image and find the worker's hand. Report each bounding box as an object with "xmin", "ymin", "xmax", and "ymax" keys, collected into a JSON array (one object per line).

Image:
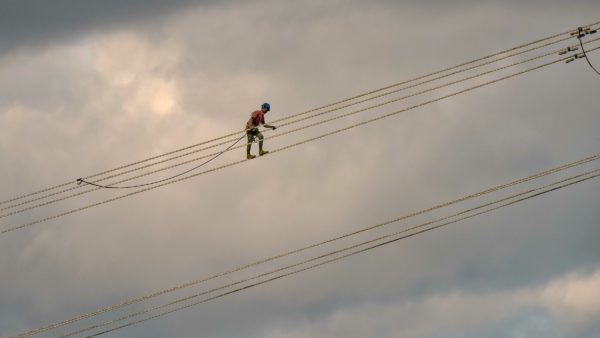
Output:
[{"xmin": 270, "ymin": 126, "xmax": 277, "ymax": 130}]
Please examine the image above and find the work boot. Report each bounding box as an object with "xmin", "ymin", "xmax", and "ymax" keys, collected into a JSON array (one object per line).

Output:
[
  {"xmin": 247, "ymin": 153, "xmax": 256, "ymax": 160},
  {"xmin": 259, "ymin": 150, "xmax": 269, "ymax": 156}
]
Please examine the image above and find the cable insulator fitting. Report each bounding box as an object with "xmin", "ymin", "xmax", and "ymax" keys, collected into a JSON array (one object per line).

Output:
[
  {"xmin": 559, "ymin": 46, "xmax": 580, "ymax": 55},
  {"xmin": 572, "ymin": 26, "xmax": 597, "ymax": 38},
  {"xmin": 566, "ymin": 53, "xmax": 586, "ymax": 64},
  {"xmin": 572, "ymin": 27, "xmax": 590, "ymax": 38},
  {"xmin": 571, "ymin": 28, "xmax": 582, "ymax": 36},
  {"xmin": 565, "ymin": 57, "xmax": 577, "ymax": 64}
]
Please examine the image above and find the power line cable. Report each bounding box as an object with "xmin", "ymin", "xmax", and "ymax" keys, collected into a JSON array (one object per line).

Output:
[
  {"xmin": 4, "ymin": 40, "xmax": 599, "ymax": 219},
  {"xmin": 4, "ymin": 22, "xmax": 600, "ymax": 338},
  {"xmin": 3, "ymin": 21, "xmax": 597, "ymax": 207},
  {"xmin": 12, "ymin": 153, "xmax": 599, "ymax": 338},
  {"xmin": 67, "ymin": 43, "xmax": 582, "ymax": 191},
  {"xmin": 0, "ymin": 33, "xmax": 583, "ymax": 209},
  {"xmin": 0, "ymin": 38, "xmax": 577, "ymax": 214},
  {"xmin": 3, "ymin": 48, "xmax": 598, "ymax": 235},
  {"xmin": 67, "ymin": 169, "xmax": 600, "ymax": 338},
  {"xmin": 6, "ymin": 34, "xmax": 600, "ymax": 214},
  {"xmin": 73, "ymin": 35, "xmax": 581, "ymax": 191}
]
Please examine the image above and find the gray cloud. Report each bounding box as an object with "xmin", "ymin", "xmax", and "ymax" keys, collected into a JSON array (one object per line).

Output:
[
  {"xmin": 0, "ymin": 0, "xmax": 209, "ymax": 58},
  {"xmin": 2, "ymin": 0, "xmax": 598, "ymax": 58},
  {"xmin": 1, "ymin": 0, "xmax": 600, "ymax": 337}
]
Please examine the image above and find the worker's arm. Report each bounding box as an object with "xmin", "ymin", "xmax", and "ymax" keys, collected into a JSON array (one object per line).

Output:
[{"xmin": 263, "ymin": 123, "xmax": 277, "ymax": 130}]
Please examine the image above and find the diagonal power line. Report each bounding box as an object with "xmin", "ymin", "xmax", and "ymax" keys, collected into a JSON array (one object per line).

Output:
[
  {"xmin": 2, "ymin": 21, "xmax": 597, "ymax": 208},
  {"xmin": 3, "ymin": 35, "xmax": 599, "ymax": 222},
  {"xmin": 2, "ymin": 46, "xmax": 599, "ymax": 236},
  {"xmin": 4, "ymin": 21, "xmax": 600, "ymax": 338},
  {"xmin": 13, "ymin": 152, "xmax": 599, "ymax": 337},
  {"xmin": 2, "ymin": 38, "xmax": 593, "ymax": 217},
  {"xmin": 0, "ymin": 37, "xmax": 580, "ymax": 215},
  {"xmin": 0, "ymin": 32, "xmax": 587, "ymax": 212},
  {"xmin": 65, "ymin": 168, "xmax": 600, "ymax": 338}
]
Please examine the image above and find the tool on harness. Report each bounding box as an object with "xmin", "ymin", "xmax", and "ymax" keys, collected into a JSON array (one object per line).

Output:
[{"xmin": 247, "ymin": 127, "xmax": 260, "ymax": 143}]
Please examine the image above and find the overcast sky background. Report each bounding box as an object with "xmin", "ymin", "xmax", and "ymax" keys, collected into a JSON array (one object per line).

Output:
[{"xmin": 1, "ymin": 1, "xmax": 599, "ymax": 337}]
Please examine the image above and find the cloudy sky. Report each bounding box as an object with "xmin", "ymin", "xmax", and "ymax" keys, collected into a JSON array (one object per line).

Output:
[{"xmin": 1, "ymin": 1, "xmax": 599, "ymax": 337}]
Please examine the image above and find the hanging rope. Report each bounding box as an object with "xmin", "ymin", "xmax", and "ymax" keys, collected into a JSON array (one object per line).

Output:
[{"xmin": 75, "ymin": 134, "xmax": 247, "ymax": 189}]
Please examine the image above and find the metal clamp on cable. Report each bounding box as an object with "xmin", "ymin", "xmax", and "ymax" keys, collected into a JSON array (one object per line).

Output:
[
  {"xmin": 569, "ymin": 26, "xmax": 600, "ymax": 75},
  {"xmin": 559, "ymin": 46, "xmax": 579, "ymax": 55},
  {"xmin": 565, "ymin": 53, "xmax": 585, "ymax": 64},
  {"xmin": 571, "ymin": 27, "xmax": 586, "ymax": 37},
  {"xmin": 571, "ymin": 27, "xmax": 598, "ymax": 38}
]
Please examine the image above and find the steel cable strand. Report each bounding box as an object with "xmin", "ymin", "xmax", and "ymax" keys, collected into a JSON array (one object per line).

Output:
[
  {"xmin": 3, "ymin": 42, "xmax": 594, "ymax": 219},
  {"xmin": 2, "ymin": 50, "xmax": 594, "ymax": 235},
  {"xmin": 11, "ymin": 152, "xmax": 600, "ymax": 337},
  {"xmin": 50, "ymin": 44, "xmax": 587, "ymax": 190},
  {"xmin": 1, "ymin": 33, "xmax": 582, "ymax": 210},
  {"xmin": 64, "ymin": 169, "xmax": 600, "ymax": 338},
  {"xmin": 3, "ymin": 21, "xmax": 597, "ymax": 206}
]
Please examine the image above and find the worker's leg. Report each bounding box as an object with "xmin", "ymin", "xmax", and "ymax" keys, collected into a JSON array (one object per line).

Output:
[
  {"xmin": 246, "ymin": 129, "xmax": 258, "ymax": 159},
  {"xmin": 258, "ymin": 131, "xmax": 269, "ymax": 156},
  {"xmin": 257, "ymin": 131, "xmax": 264, "ymax": 152},
  {"xmin": 246, "ymin": 132, "xmax": 254, "ymax": 154}
]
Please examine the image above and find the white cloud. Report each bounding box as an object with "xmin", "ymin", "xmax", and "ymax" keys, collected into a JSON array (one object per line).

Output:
[
  {"xmin": 541, "ymin": 270, "xmax": 600, "ymax": 325},
  {"xmin": 266, "ymin": 269, "xmax": 600, "ymax": 338},
  {"xmin": 92, "ymin": 33, "xmax": 183, "ymax": 117}
]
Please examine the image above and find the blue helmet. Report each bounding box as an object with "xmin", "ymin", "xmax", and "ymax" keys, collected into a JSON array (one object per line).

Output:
[{"xmin": 261, "ymin": 102, "xmax": 271, "ymax": 111}]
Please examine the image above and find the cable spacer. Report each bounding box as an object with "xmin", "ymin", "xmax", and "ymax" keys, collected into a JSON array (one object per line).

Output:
[
  {"xmin": 571, "ymin": 26, "xmax": 597, "ymax": 38},
  {"xmin": 571, "ymin": 27, "xmax": 583, "ymax": 36},
  {"xmin": 559, "ymin": 46, "xmax": 579, "ymax": 55},
  {"xmin": 566, "ymin": 53, "xmax": 586, "ymax": 64}
]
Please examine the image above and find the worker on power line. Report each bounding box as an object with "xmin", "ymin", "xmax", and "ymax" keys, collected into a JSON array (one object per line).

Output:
[{"xmin": 246, "ymin": 102, "xmax": 277, "ymax": 159}]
